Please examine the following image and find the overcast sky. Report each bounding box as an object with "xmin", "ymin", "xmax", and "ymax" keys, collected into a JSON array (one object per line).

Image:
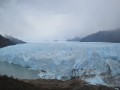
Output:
[{"xmin": 0, "ymin": 0, "xmax": 120, "ymax": 42}]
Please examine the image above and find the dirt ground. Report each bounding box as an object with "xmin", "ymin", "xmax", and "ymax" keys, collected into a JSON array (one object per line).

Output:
[
  {"xmin": 23, "ymin": 79, "xmax": 116, "ymax": 90},
  {"xmin": 0, "ymin": 75, "xmax": 117, "ymax": 90}
]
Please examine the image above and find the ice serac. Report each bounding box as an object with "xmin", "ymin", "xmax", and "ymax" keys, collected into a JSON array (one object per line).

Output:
[{"xmin": 0, "ymin": 42, "xmax": 120, "ymax": 86}]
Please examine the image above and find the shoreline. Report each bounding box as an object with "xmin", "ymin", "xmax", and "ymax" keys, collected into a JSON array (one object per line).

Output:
[{"xmin": 0, "ymin": 75, "xmax": 117, "ymax": 90}]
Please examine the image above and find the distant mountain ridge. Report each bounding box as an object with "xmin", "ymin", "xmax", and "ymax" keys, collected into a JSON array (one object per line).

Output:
[
  {"xmin": 0, "ymin": 34, "xmax": 25, "ymax": 48},
  {"xmin": 81, "ymin": 29, "xmax": 120, "ymax": 43},
  {"xmin": 67, "ymin": 37, "xmax": 81, "ymax": 41},
  {"xmin": 69, "ymin": 28, "xmax": 120, "ymax": 43}
]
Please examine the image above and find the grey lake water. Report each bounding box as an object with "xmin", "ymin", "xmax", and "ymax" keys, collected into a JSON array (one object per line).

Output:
[{"xmin": 0, "ymin": 61, "xmax": 39, "ymax": 79}]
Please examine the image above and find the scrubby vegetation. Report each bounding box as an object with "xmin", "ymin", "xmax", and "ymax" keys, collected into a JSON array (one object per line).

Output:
[{"xmin": 0, "ymin": 75, "xmax": 116, "ymax": 90}]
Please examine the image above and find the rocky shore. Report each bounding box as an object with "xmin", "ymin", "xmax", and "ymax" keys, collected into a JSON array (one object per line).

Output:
[{"xmin": 0, "ymin": 75, "xmax": 117, "ymax": 90}]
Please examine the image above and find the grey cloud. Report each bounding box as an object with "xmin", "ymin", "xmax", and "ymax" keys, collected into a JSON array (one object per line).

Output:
[
  {"xmin": 0, "ymin": 0, "xmax": 120, "ymax": 42},
  {"xmin": 0, "ymin": 0, "xmax": 9, "ymax": 8}
]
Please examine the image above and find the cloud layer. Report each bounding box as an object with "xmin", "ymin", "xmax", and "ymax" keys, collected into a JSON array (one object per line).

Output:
[{"xmin": 0, "ymin": 0, "xmax": 120, "ymax": 42}]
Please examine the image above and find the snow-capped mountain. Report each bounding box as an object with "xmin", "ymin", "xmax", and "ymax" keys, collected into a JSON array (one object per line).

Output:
[{"xmin": 0, "ymin": 42, "xmax": 120, "ymax": 86}]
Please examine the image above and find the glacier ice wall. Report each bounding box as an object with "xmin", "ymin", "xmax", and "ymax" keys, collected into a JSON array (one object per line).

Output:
[{"xmin": 0, "ymin": 42, "xmax": 120, "ymax": 86}]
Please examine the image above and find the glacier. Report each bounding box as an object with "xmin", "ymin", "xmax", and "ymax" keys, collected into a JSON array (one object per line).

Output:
[{"xmin": 0, "ymin": 42, "xmax": 120, "ymax": 86}]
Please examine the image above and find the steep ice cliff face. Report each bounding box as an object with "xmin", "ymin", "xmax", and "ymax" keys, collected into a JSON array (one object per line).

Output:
[{"xmin": 0, "ymin": 42, "xmax": 120, "ymax": 86}]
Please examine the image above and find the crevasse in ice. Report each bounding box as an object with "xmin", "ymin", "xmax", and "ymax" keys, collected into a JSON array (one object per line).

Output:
[{"xmin": 0, "ymin": 42, "xmax": 120, "ymax": 85}]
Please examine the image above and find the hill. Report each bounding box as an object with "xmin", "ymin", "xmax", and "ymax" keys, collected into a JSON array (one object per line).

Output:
[
  {"xmin": 0, "ymin": 35, "xmax": 13, "ymax": 48},
  {"xmin": 5, "ymin": 35, "xmax": 25, "ymax": 44},
  {"xmin": 80, "ymin": 29, "xmax": 120, "ymax": 43},
  {"xmin": 0, "ymin": 34, "xmax": 25, "ymax": 48}
]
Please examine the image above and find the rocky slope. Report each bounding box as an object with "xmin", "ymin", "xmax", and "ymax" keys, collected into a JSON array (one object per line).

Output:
[
  {"xmin": 5, "ymin": 35, "xmax": 25, "ymax": 44},
  {"xmin": 81, "ymin": 29, "xmax": 120, "ymax": 43},
  {"xmin": 0, "ymin": 34, "xmax": 25, "ymax": 48},
  {"xmin": 0, "ymin": 35, "xmax": 13, "ymax": 48}
]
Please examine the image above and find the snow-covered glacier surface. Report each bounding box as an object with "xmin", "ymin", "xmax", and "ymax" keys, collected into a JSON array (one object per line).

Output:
[{"xmin": 0, "ymin": 42, "xmax": 120, "ymax": 86}]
